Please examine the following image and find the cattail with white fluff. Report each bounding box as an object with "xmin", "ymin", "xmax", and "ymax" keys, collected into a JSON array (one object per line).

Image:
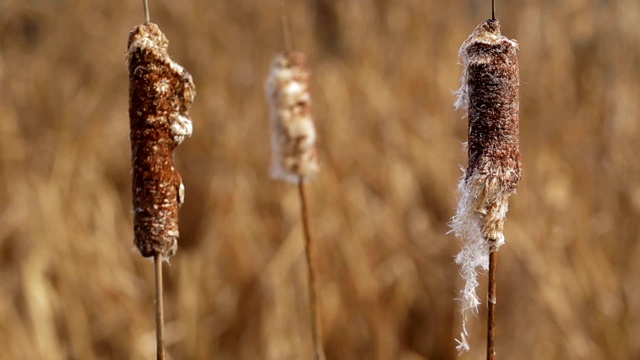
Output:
[
  {"xmin": 265, "ymin": 51, "xmax": 319, "ymax": 183},
  {"xmin": 451, "ymin": 18, "xmax": 521, "ymax": 353},
  {"xmin": 265, "ymin": 50, "xmax": 325, "ymax": 360},
  {"xmin": 127, "ymin": 22, "xmax": 195, "ymax": 258}
]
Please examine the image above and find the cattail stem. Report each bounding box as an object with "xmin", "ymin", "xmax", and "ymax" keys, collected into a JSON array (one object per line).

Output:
[
  {"xmin": 280, "ymin": 0, "xmax": 292, "ymax": 52},
  {"xmin": 154, "ymin": 254, "xmax": 165, "ymax": 360},
  {"xmin": 298, "ymin": 178, "xmax": 325, "ymax": 360},
  {"xmin": 487, "ymin": 250, "xmax": 497, "ymax": 360},
  {"xmin": 142, "ymin": 0, "xmax": 150, "ymax": 24},
  {"xmin": 491, "ymin": 0, "xmax": 496, "ymax": 20}
]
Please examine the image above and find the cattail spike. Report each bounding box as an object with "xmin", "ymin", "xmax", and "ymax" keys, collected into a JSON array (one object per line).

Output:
[
  {"xmin": 127, "ymin": 22, "xmax": 195, "ymax": 258},
  {"xmin": 265, "ymin": 51, "xmax": 324, "ymax": 359},
  {"xmin": 265, "ymin": 51, "xmax": 319, "ymax": 183},
  {"xmin": 451, "ymin": 18, "xmax": 520, "ymax": 353}
]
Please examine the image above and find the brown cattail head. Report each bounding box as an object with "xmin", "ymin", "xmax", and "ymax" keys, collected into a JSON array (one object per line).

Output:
[
  {"xmin": 265, "ymin": 51, "xmax": 319, "ymax": 183},
  {"xmin": 127, "ymin": 23, "xmax": 195, "ymax": 258},
  {"xmin": 450, "ymin": 19, "xmax": 520, "ymax": 352}
]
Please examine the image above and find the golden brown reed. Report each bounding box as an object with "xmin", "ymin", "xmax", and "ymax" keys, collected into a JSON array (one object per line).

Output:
[
  {"xmin": 127, "ymin": 22, "xmax": 195, "ymax": 258},
  {"xmin": 450, "ymin": 18, "xmax": 520, "ymax": 353},
  {"xmin": 1, "ymin": 1, "xmax": 640, "ymax": 359}
]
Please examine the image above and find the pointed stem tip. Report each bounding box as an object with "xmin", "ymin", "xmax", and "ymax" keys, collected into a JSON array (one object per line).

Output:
[
  {"xmin": 143, "ymin": 0, "xmax": 150, "ymax": 24},
  {"xmin": 280, "ymin": 0, "xmax": 292, "ymax": 51},
  {"xmin": 491, "ymin": 0, "xmax": 496, "ymax": 20}
]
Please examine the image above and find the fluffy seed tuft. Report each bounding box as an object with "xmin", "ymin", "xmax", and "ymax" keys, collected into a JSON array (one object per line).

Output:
[{"xmin": 265, "ymin": 51, "xmax": 319, "ymax": 183}]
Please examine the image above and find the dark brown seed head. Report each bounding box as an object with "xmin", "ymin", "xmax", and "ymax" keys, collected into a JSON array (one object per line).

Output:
[
  {"xmin": 454, "ymin": 19, "xmax": 522, "ymax": 245},
  {"xmin": 127, "ymin": 23, "xmax": 195, "ymax": 258},
  {"xmin": 460, "ymin": 19, "xmax": 521, "ymax": 195}
]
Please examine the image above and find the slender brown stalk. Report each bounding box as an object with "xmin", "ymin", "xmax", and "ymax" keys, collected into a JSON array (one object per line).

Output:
[
  {"xmin": 280, "ymin": 0, "xmax": 292, "ymax": 52},
  {"xmin": 298, "ymin": 178, "xmax": 325, "ymax": 360},
  {"xmin": 487, "ymin": 251, "xmax": 497, "ymax": 360},
  {"xmin": 142, "ymin": 0, "xmax": 150, "ymax": 24},
  {"xmin": 154, "ymin": 254, "xmax": 165, "ymax": 360},
  {"xmin": 491, "ymin": 0, "xmax": 495, "ymax": 20}
]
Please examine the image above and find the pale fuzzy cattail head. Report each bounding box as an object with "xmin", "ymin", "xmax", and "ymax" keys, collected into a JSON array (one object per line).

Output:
[
  {"xmin": 265, "ymin": 51, "xmax": 319, "ymax": 183},
  {"xmin": 127, "ymin": 22, "xmax": 195, "ymax": 258},
  {"xmin": 450, "ymin": 19, "xmax": 521, "ymax": 353}
]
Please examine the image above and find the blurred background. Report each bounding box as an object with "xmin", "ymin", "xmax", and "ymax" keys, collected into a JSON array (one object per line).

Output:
[{"xmin": 1, "ymin": 0, "xmax": 639, "ymax": 359}]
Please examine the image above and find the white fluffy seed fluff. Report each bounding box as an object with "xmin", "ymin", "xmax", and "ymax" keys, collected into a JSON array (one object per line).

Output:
[{"xmin": 265, "ymin": 52, "xmax": 319, "ymax": 183}]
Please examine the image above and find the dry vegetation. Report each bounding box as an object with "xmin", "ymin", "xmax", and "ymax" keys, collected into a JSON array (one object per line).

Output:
[{"xmin": 0, "ymin": 0, "xmax": 639, "ymax": 359}]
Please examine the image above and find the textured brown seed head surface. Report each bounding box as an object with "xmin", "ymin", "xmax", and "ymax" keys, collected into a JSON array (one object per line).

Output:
[
  {"xmin": 463, "ymin": 20, "xmax": 521, "ymax": 195},
  {"xmin": 127, "ymin": 23, "xmax": 195, "ymax": 258},
  {"xmin": 455, "ymin": 19, "xmax": 521, "ymax": 244}
]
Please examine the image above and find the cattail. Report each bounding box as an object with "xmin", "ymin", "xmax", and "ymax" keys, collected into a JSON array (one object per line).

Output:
[
  {"xmin": 265, "ymin": 51, "xmax": 320, "ymax": 183},
  {"xmin": 265, "ymin": 50, "xmax": 325, "ymax": 360},
  {"xmin": 451, "ymin": 19, "xmax": 521, "ymax": 353},
  {"xmin": 127, "ymin": 22, "xmax": 195, "ymax": 258}
]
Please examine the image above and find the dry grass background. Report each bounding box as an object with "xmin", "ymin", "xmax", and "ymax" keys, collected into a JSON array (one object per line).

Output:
[{"xmin": 0, "ymin": 0, "xmax": 639, "ymax": 359}]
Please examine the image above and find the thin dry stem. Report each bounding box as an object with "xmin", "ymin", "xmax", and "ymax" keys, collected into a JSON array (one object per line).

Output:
[
  {"xmin": 143, "ymin": 0, "xmax": 150, "ymax": 24},
  {"xmin": 154, "ymin": 253, "xmax": 165, "ymax": 360},
  {"xmin": 487, "ymin": 251, "xmax": 497, "ymax": 360},
  {"xmin": 491, "ymin": 0, "xmax": 495, "ymax": 20},
  {"xmin": 280, "ymin": 0, "xmax": 292, "ymax": 51},
  {"xmin": 298, "ymin": 178, "xmax": 325, "ymax": 360}
]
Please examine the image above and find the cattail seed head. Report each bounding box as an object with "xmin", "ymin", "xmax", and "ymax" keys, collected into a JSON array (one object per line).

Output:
[
  {"xmin": 450, "ymin": 19, "xmax": 521, "ymax": 352},
  {"xmin": 265, "ymin": 51, "xmax": 319, "ymax": 183},
  {"xmin": 127, "ymin": 23, "xmax": 195, "ymax": 258}
]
